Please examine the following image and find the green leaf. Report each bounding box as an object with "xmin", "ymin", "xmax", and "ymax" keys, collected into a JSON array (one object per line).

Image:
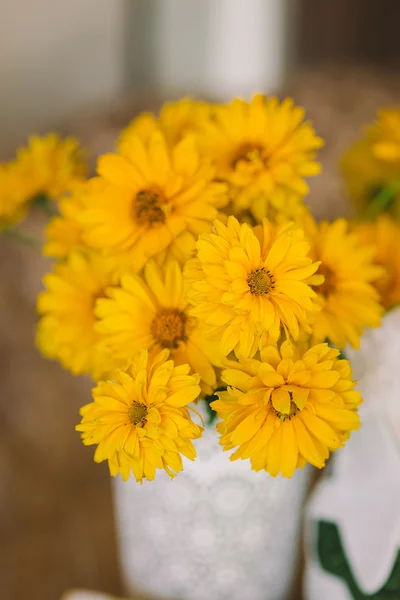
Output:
[{"xmin": 317, "ymin": 520, "xmax": 400, "ymax": 599}]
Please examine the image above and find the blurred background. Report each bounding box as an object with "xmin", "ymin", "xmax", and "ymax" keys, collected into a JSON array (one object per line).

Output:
[{"xmin": 1, "ymin": 1, "xmax": 400, "ymax": 599}]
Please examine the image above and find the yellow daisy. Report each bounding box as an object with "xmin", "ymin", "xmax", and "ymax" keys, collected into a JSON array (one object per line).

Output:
[
  {"xmin": 197, "ymin": 94, "xmax": 323, "ymax": 218},
  {"xmin": 308, "ymin": 217, "xmax": 384, "ymax": 349},
  {"xmin": 211, "ymin": 341, "xmax": 361, "ymax": 478},
  {"xmin": 79, "ymin": 129, "xmax": 228, "ymax": 272},
  {"xmin": 76, "ymin": 349, "xmax": 203, "ymax": 483},
  {"xmin": 354, "ymin": 215, "xmax": 400, "ymax": 310},
  {"xmin": 119, "ymin": 97, "xmax": 212, "ymax": 149},
  {"xmin": 15, "ymin": 133, "xmax": 87, "ymax": 203},
  {"xmin": 96, "ymin": 259, "xmax": 222, "ymax": 395},
  {"xmin": 185, "ymin": 216, "xmax": 321, "ymax": 357},
  {"xmin": 36, "ymin": 251, "xmax": 118, "ymax": 379}
]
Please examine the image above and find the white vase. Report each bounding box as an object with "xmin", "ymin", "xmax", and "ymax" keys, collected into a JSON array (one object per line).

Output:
[
  {"xmin": 113, "ymin": 415, "xmax": 311, "ymax": 600},
  {"xmin": 304, "ymin": 308, "xmax": 400, "ymax": 600},
  {"xmin": 126, "ymin": 0, "xmax": 289, "ymax": 101}
]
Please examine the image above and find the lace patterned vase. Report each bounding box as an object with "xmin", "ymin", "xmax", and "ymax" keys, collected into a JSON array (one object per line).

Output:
[
  {"xmin": 113, "ymin": 416, "xmax": 311, "ymax": 600},
  {"xmin": 304, "ymin": 308, "xmax": 400, "ymax": 600}
]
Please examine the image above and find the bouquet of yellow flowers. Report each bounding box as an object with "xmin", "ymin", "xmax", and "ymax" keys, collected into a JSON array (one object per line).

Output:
[{"xmin": 3, "ymin": 94, "xmax": 399, "ymax": 488}]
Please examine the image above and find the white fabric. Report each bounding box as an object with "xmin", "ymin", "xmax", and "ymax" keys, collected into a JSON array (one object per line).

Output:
[{"xmin": 304, "ymin": 562, "xmax": 352, "ymax": 600}]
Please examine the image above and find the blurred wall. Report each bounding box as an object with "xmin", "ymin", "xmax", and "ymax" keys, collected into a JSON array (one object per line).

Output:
[
  {"xmin": 0, "ymin": 0, "xmax": 126, "ymax": 156},
  {"xmin": 297, "ymin": 0, "xmax": 400, "ymax": 66}
]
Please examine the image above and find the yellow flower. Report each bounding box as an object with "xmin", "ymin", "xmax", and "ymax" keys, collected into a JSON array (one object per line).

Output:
[
  {"xmin": 341, "ymin": 109, "xmax": 400, "ymax": 218},
  {"xmin": 308, "ymin": 217, "xmax": 383, "ymax": 349},
  {"xmin": 79, "ymin": 129, "xmax": 228, "ymax": 272},
  {"xmin": 197, "ymin": 94, "xmax": 323, "ymax": 218},
  {"xmin": 185, "ymin": 216, "xmax": 321, "ymax": 357},
  {"xmin": 96, "ymin": 259, "xmax": 222, "ymax": 395},
  {"xmin": 354, "ymin": 215, "xmax": 400, "ymax": 310},
  {"xmin": 341, "ymin": 139, "xmax": 400, "ymax": 218},
  {"xmin": 211, "ymin": 341, "xmax": 361, "ymax": 478},
  {"xmin": 36, "ymin": 252, "xmax": 118, "ymax": 379},
  {"xmin": 119, "ymin": 97, "xmax": 212, "ymax": 149},
  {"xmin": 15, "ymin": 134, "xmax": 87, "ymax": 203},
  {"xmin": 76, "ymin": 349, "xmax": 203, "ymax": 483}
]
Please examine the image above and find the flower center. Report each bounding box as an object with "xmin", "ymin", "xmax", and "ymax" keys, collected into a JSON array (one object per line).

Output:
[
  {"xmin": 318, "ymin": 265, "xmax": 337, "ymax": 297},
  {"xmin": 274, "ymin": 393, "xmax": 300, "ymax": 422},
  {"xmin": 275, "ymin": 401, "xmax": 299, "ymax": 422},
  {"xmin": 129, "ymin": 401, "xmax": 148, "ymax": 426},
  {"xmin": 134, "ymin": 189, "xmax": 166, "ymax": 227},
  {"xmin": 247, "ymin": 267, "xmax": 275, "ymax": 296},
  {"xmin": 232, "ymin": 143, "xmax": 264, "ymax": 168},
  {"xmin": 150, "ymin": 308, "xmax": 187, "ymax": 349}
]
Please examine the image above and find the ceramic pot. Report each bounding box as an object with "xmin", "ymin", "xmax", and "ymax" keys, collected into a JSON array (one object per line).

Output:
[{"xmin": 113, "ymin": 414, "xmax": 310, "ymax": 600}]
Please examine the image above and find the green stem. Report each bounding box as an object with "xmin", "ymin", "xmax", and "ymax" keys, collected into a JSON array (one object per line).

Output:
[
  {"xmin": 2, "ymin": 228, "xmax": 42, "ymax": 249},
  {"xmin": 364, "ymin": 179, "xmax": 400, "ymax": 219}
]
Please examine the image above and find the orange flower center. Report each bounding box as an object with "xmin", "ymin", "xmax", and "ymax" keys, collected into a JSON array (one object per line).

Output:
[
  {"xmin": 150, "ymin": 308, "xmax": 187, "ymax": 349},
  {"xmin": 318, "ymin": 265, "xmax": 337, "ymax": 297},
  {"xmin": 129, "ymin": 401, "xmax": 148, "ymax": 426},
  {"xmin": 248, "ymin": 267, "xmax": 275, "ymax": 296},
  {"xmin": 134, "ymin": 189, "xmax": 166, "ymax": 227}
]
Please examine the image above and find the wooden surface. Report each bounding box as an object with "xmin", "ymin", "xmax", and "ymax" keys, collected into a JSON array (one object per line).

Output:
[{"xmin": 1, "ymin": 68, "xmax": 400, "ymax": 600}]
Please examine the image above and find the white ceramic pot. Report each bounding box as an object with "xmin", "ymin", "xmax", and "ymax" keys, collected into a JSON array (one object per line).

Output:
[
  {"xmin": 113, "ymin": 415, "xmax": 311, "ymax": 600},
  {"xmin": 304, "ymin": 308, "xmax": 400, "ymax": 600}
]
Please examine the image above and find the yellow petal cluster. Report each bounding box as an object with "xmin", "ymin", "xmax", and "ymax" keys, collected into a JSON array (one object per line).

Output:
[
  {"xmin": 370, "ymin": 108, "xmax": 400, "ymax": 164},
  {"xmin": 0, "ymin": 163, "xmax": 28, "ymax": 228},
  {"xmin": 76, "ymin": 349, "xmax": 203, "ymax": 483},
  {"xmin": 21, "ymin": 94, "xmax": 390, "ymax": 483},
  {"xmin": 212, "ymin": 341, "xmax": 361, "ymax": 478}
]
